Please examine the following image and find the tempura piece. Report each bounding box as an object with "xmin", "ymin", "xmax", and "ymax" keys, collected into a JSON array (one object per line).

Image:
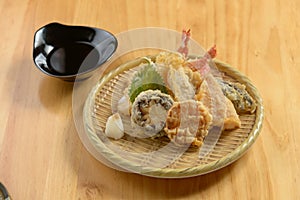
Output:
[
  {"xmin": 105, "ymin": 113, "xmax": 124, "ymax": 139},
  {"xmin": 195, "ymin": 80, "xmax": 241, "ymax": 130},
  {"xmin": 224, "ymin": 97, "xmax": 241, "ymax": 129},
  {"xmin": 164, "ymin": 100, "xmax": 212, "ymax": 147},
  {"xmin": 117, "ymin": 95, "xmax": 131, "ymax": 116},
  {"xmin": 131, "ymin": 90, "xmax": 174, "ymax": 137},
  {"xmin": 167, "ymin": 67, "xmax": 195, "ymax": 101},
  {"xmin": 218, "ymin": 80, "xmax": 256, "ymax": 114}
]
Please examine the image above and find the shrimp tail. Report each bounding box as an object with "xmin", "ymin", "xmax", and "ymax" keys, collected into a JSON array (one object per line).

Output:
[
  {"xmin": 177, "ymin": 29, "xmax": 191, "ymax": 57},
  {"xmin": 188, "ymin": 45, "xmax": 217, "ymax": 76}
]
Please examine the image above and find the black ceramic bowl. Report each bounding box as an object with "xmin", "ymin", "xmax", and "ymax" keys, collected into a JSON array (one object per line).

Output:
[
  {"xmin": 33, "ymin": 22, "xmax": 118, "ymax": 82},
  {"xmin": 0, "ymin": 182, "xmax": 9, "ymax": 199}
]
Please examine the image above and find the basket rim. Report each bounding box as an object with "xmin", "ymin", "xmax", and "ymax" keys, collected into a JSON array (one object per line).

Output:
[{"xmin": 83, "ymin": 57, "xmax": 264, "ymax": 178}]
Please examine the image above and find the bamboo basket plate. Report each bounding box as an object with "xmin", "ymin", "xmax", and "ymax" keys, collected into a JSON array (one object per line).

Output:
[{"xmin": 83, "ymin": 56, "xmax": 264, "ymax": 178}]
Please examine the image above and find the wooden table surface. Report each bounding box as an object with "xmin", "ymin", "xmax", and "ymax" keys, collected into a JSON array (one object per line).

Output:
[{"xmin": 1, "ymin": 0, "xmax": 299, "ymax": 199}]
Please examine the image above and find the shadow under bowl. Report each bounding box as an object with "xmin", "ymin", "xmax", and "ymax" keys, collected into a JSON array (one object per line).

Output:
[{"xmin": 33, "ymin": 22, "xmax": 118, "ymax": 82}]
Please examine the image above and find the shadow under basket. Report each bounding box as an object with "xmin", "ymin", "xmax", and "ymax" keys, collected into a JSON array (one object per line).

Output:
[{"xmin": 83, "ymin": 56, "xmax": 264, "ymax": 178}]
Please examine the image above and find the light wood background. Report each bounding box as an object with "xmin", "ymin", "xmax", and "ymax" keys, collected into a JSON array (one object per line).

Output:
[{"xmin": 0, "ymin": 0, "xmax": 299, "ymax": 199}]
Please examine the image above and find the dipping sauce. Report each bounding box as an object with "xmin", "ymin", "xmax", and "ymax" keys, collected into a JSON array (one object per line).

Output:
[{"xmin": 47, "ymin": 42, "xmax": 100, "ymax": 75}]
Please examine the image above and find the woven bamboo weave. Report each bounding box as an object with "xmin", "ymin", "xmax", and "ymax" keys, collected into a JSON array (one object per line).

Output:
[{"xmin": 83, "ymin": 56, "xmax": 264, "ymax": 178}]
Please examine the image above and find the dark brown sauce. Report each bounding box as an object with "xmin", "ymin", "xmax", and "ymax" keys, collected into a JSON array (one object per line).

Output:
[{"xmin": 47, "ymin": 42, "xmax": 100, "ymax": 75}]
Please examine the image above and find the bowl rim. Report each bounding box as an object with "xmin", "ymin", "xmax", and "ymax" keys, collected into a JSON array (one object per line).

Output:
[{"xmin": 82, "ymin": 56, "xmax": 264, "ymax": 178}]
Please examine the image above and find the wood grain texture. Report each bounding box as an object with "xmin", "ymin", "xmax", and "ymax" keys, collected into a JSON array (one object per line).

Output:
[{"xmin": 0, "ymin": 0, "xmax": 299, "ymax": 199}]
